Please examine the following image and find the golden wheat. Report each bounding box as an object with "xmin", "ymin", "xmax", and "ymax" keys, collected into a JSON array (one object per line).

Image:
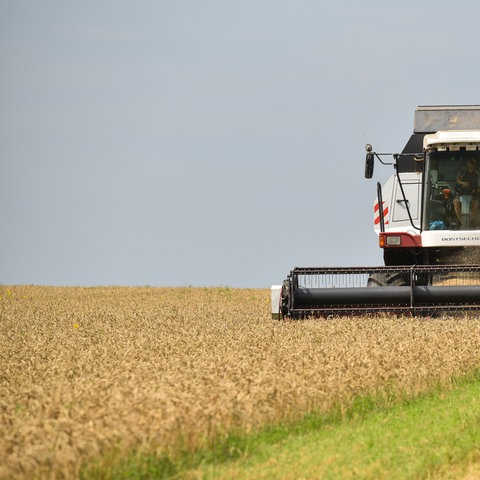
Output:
[{"xmin": 2, "ymin": 286, "xmax": 480, "ymax": 479}]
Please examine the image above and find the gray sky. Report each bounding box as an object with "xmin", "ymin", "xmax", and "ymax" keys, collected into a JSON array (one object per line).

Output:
[{"xmin": 2, "ymin": 1, "xmax": 480, "ymax": 287}]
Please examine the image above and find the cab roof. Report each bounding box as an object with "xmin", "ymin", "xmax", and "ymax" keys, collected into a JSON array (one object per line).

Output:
[{"xmin": 423, "ymin": 130, "xmax": 480, "ymax": 151}]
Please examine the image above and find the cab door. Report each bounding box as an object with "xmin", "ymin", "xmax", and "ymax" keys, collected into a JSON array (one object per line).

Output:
[{"xmin": 391, "ymin": 172, "xmax": 422, "ymax": 229}]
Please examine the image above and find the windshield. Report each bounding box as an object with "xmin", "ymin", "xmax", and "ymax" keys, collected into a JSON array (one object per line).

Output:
[{"xmin": 423, "ymin": 151, "xmax": 480, "ymax": 231}]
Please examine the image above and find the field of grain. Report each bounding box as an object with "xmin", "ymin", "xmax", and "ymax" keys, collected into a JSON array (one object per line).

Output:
[{"xmin": 2, "ymin": 285, "xmax": 480, "ymax": 479}]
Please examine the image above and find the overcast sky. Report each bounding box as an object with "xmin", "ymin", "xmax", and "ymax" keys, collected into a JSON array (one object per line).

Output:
[{"xmin": 2, "ymin": 1, "xmax": 480, "ymax": 287}]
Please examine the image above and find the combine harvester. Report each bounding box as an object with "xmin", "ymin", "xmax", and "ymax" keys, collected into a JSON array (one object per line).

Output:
[{"xmin": 272, "ymin": 105, "xmax": 480, "ymax": 318}]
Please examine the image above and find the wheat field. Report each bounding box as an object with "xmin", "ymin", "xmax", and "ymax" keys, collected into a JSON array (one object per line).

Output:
[{"xmin": 2, "ymin": 285, "xmax": 480, "ymax": 479}]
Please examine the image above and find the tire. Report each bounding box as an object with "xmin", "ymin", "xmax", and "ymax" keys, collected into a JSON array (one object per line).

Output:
[{"xmin": 367, "ymin": 272, "xmax": 408, "ymax": 287}]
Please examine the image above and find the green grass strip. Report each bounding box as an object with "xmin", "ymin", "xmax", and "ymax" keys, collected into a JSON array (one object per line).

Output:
[{"xmin": 82, "ymin": 374, "xmax": 480, "ymax": 480}]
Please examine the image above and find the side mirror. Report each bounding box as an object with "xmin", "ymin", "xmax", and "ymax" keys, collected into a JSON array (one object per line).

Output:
[{"xmin": 365, "ymin": 144, "xmax": 374, "ymax": 179}]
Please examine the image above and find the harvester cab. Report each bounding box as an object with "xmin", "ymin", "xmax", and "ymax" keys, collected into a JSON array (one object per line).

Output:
[{"xmin": 272, "ymin": 105, "xmax": 480, "ymax": 319}]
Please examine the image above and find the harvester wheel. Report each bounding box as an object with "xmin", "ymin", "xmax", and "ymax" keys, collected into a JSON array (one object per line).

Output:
[{"xmin": 367, "ymin": 272, "xmax": 408, "ymax": 287}]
